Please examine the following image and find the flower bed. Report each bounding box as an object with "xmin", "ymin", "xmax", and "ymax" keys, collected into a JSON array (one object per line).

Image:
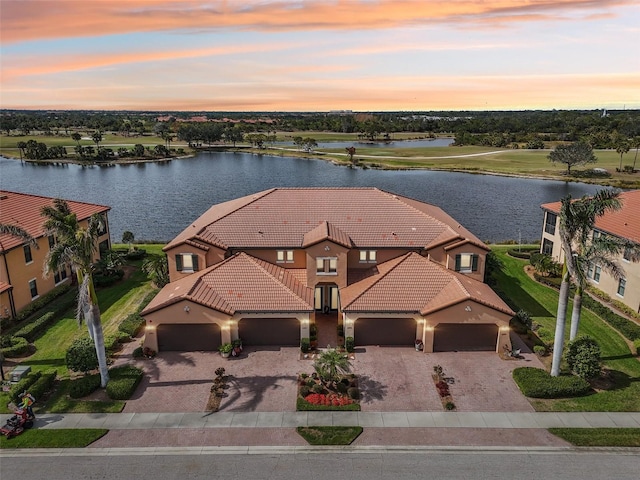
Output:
[
  {"xmin": 304, "ymin": 393, "xmax": 353, "ymax": 407},
  {"xmin": 296, "ymin": 373, "xmax": 361, "ymax": 411},
  {"xmin": 432, "ymin": 365, "xmax": 456, "ymax": 410}
]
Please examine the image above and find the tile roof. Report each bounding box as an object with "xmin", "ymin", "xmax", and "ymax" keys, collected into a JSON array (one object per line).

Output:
[
  {"xmin": 340, "ymin": 252, "xmax": 513, "ymax": 316},
  {"xmin": 0, "ymin": 281, "xmax": 12, "ymax": 294},
  {"xmin": 0, "ymin": 190, "xmax": 110, "ymax": 253},
  {"xmin": 541, "ymin": 190, "xmax": 640, "ymax": 244},
  {"xmin": 165, "ymin": 188, "xmax": 485, "ymax": 251},
  {"xmin": 142, "ymin": 252, "xmax": 314, "ymax": 316}
]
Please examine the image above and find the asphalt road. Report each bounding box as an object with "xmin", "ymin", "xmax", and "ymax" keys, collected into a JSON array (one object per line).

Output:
[{"xmin": 2, "ymin": 448, "xmax": 639, "ymax": 479}]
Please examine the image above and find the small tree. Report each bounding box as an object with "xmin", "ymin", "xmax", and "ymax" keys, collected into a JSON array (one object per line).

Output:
[
  {"xmin": 346, "ymin": 146, "xmax": 356, "ymax": 164},
  {"xmin": 142, "ymin": 254, "xmax": 170, "ymax": 288},
  {"xmin": 66, "ymin": 337, "xmax": 99, "ymax": 373},
  {"xmin": 548, "ymin": 141, "xmax": 597, "ymax": 175},
  {"xmin": 313, "ymin": 348, "xmax": 352, "ymax": 386},
  {"xmin": 565, "ymin": 336, "xmax": 601, "ymax": 380},
  {"xmin": 615, "ymin": 139, "xmax": 630, "ymax": 172},
  {"xmin": 122, "ymin": 231, "xmax": 135, "ymax": 252},
  {"xmin": 71, "ymin": 132, "xmax": 82, "ymax": 147}
]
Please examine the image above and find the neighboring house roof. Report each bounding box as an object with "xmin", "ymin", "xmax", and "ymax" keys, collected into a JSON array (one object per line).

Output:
[
  {"xmin": 340, "ymin": 252, "xmax": 513, "ymax": 316},
  {"xmin": 0, "ymin": 190, "xmax": 110, "ymax": 253},
  {"xmin": 541, "ymin": 190, "xmax": 640, "ymax": 244},
  {"xmin": 142, "ymin": 252, "xmax": 314, "ymax": 316},
  {"xmin": 164, "ymin": 187, "xmax": 486, "ymax": 251}
]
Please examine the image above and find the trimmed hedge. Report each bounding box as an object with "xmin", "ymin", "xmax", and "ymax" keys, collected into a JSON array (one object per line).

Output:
[
  {"xmin": 125, "ymin": 249, "xmax": 147, "ymax": 260},
  {"xmin": 507, "ymin": 247, "xmax": 539, "ymax": 259},
  {"xmin": 634, "ymin": 339, "xmax": 640, "ymax": 356},
  {"xmin": 27, "ymin": 372, "xmax": 57, "ymax": 401},
  {"xmin": 13, "ymin": 312, "xmax": 56, "ymax": 342},
  {"xmin": 93, "ymin": 269, "xmax": 124, "ymax": 287},
  {"xmin": 69, "ymin": 374, "xmax": 101, "ymax": 398},
  {"xmin": 118, "ymin": 313, "xmax": 145, "ymax": 338},
  {"xmin": 10, "ymin": 372, "xmax": 42, "ymax": 404},
  {"xmin": 13, "ymin": 283, "xmax": 72, "ymax": 324},
  {"xmin": 513, "ymin": 367, "xmax": 591, "ymax": 398},
  {"xmin": 66, "ymin": 337, "xmax": 99, "ymax": 373},
  {"xmin": 580, "ymin": 295, "xmax": 640, "ymax": 341},
  {"xmin": 0, "ymin": 336, "xmax": 29, "ymax": 357},
  {"xmin": 106, "ymin": 365, "xmax": 143, "ymax": 400}
]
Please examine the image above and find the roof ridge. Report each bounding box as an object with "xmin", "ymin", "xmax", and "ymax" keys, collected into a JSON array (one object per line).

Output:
[{"xmin": 0, "ymin": 190, "xmax": 111, "ymax": 210}]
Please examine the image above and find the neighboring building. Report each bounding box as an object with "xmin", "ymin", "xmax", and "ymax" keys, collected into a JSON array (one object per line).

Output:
[
  {"xmin": 540, "ymin": 190, "xmax": 640, "ymax": 314},
  {"xmin": 142, "ymin": 188, "xmax": 514, "ymax": 354},
  {"xmin": 0, "ymin": 191, "xmax": 111, "ymax": 319}
]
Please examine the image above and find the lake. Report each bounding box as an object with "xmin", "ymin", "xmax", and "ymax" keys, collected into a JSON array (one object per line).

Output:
[{"xmin": 0, "ymin": 152, "xmax": 602, "ymax": 243}]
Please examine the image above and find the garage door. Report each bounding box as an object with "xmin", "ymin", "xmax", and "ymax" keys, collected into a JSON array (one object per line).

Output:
[
  {"xmin": 157, "ymin": 323, "xmax": 221, "ymax": 351},
  {"xmin": 433, "ymin": 324, "xmax": 498, "ymax": 352},
  {"xmin": 355, "ymin": 318, "xmax": 416, "ymax": 346},
  {"xmin": 239, "ymin": 318, "xmax": 300, "ymax": 346}
]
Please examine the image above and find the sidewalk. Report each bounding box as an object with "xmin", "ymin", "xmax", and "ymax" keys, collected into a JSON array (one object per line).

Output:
[{"xmin": 23, "ymin": 410, "xmax": 640, "ymax": 430}]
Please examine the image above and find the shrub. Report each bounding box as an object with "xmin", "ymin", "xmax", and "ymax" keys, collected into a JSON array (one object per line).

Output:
[
  {"xmin": 337, "ymin": 324, "xmax": 344, "ymax": 337},
  {"xmin": 12, "ymin": 283, "xmax": 71, "ymax": 324},
  {"xmin": 513, "ymin": 367, "xmax": 591, "ymax": 398},
  {"xmin": 118, "ymin": 313, "xmax": 146, "ymax": 338},
  {"xmin": 533, "ymin": 345, "xmax": 546, "ymax": 356},
  {"xmin": 69, "ymin": 374, "xmax": 101, "ymax": 398},
  {"xmin": 580, "ymin": 295, "xmax": 640, "ymax": 341},
  {"xmin": 132, "ymin": 346, "xmax": 144, "ymax": 358},
  {"xmin": 336, "ymin": 381, "xmax": 348, "ymax": 394},
  {"xmin": 66, "ymin": 337, "xmax": 98, "ymax": 373},
  {"xmin": 345, "ymin": 336, "xmax": 355, "ymax": 353},
  {"xmin": 306, "ymin": 379, "xmax": 315, "ymax": 388},
  {"xmin": 299, "ymin": 386, "xmax": 311, "ymax": 397},
  {"xmin": 106, "ymin": 365, "xmax": 143, "ymax": 400},
  {"xmin": 536, "ymin": 327, "xmax": 553, "ymax": 342},
  {"xmin": 93, "ymin": 269, "xmax": 124, "ymax": 287},
  {"xmin": 304, "ymin": 393, "xmax": 352, "ymax": 407},
  {"xmin": 634, "ymin": 339, "xmax": 640, "ymax": 356},
  {"xmin": 300, "ymin": 337, "xmax": 310, "ymax": 353},
  {"xmin": 103, "ymin": 334, "xmax": 121, "ymax": 353},
  {"xmin": 311, "ymin": 383, "xmax": 325, "ymax": 394},
  {"xmin": 0, "ymin": 336, "xmax": 29, "ymax": 357},
  {"xmin": 565, "ymin": 336, "xmax": 601, "ymax": 380},
  {"xmin": 13, "ymin": 312, "xmax": 55, "ymax": 342},
  {"xmin": 125, "ymin": 249, "xmax": 146, "ymax": 260},
  {"xmin": 507, "ymin": 248, "xmax": 538, "ymax": 259},
  {"xmin": 444, "ymin": 401, "xmax": 456, "ymax": 410},
  {"xmin": 347, "ymin": 387, "xmax": 359, "ymax": 400},
  {"xmin": 10, "ymin": 372, "xmax": 42, "ymax": 403},
  {"xmin": 514, "ymin": 310, "xmax": 532, "ymax": 331},
  {"xmin": 28, "ymin": 371, "xmax": 56, "ymax": 401}
]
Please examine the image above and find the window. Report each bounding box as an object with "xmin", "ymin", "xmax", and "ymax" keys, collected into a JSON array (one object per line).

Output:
[
  {"xmin": 24, "ymin": 244, "xmax": 33, "ymax": 264},
  {"xmin": 623, "ymin": 246, "xmax": 633, "ymax": 262},
  {"xmin": 54, "ymin": 267, "xmax": 68, "ymax": 284},
  {"xmin": 28, "ymin": 279, "xmax": 38, "ymax": 299},
  {"xmin": 544, "ymin": 212, "xmax": 557, "ymax": 235},
  {"xmin": 542, "ymin": 239, "xmax": 554, "ymax": 256},
  {"xmin": 359, "ymin": 250, "xmax": 377, "ymax": 263},
  {"xmin": 617, "ymin": 278, "xmax": 626, "ymax": 297},
  {"xmin": 176, "ymin": 253, "xmax": 199, "ymax": 272},
  {"xmin": 454, "ymin": 253, "xmax": 478, "ymax": 273},
  {"xmin": 592, "ymin": 230, "xmax": 601, "ymax": 241},
  {"xmin": 316, "ymin": 257, "xmax": 337, "ymax": 275},
  {"xmin": 97, "ymin": 214, "xmax": 107, "ymax": 236},
  {"xmin": 587, "ymin": 263, "xmax": 595, "ymax": 279},
  {"xmin": 593, "ymin": 265, "xmax": 601, "ymax": 283},
  {"xmin": 276, "ymin": 250, "xmax": 294, "ymax": 263},
  {"xmin": 48, "ymin": 235, "xmax": 55, "ymax": 249}
]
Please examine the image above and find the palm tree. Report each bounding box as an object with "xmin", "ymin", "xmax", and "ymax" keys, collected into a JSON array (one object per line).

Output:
[
  {"xmin": 313, "ymin": 348, "xmax": 352, "ymax": 386},
  {"xmin": 551, "ymin": 189, "xmax": 621, "ymax": 376},
  {"xmin": 41, "ymin": 199, "xmax": 109, "ymax": 387},
  {"xmin": 92, "ymin": 131, "xmax": 102, "ymax": 151},
  {"xmin": 142, "ymin": 254, "xmax": 169, "ymax": 288},
  {"xmin": 121, "ymin": 231, "xmax": 134, "ymax": 253},
  {"xmin": 632, "ymin": 136, "xmax": 640, "ymax": 172},
  {"xmin": 0, "ymin": 223, "xmax": 35, "ymax": 245},
  {"xmin": 16, "ymin": 141, "xmax": 26, "ymax": 163},
  {"xmin": 616, "ymin": 139, "xmax": 630, "ymax": 172},
  {"xmin": 71, "ymin": 132, "xmax": 82, "ymax": 147}
]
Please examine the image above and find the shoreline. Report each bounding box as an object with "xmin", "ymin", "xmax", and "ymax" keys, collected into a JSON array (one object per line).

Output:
[{"xmin": 2, "ymin": 148, "xmax": 637, "ymax": 189}]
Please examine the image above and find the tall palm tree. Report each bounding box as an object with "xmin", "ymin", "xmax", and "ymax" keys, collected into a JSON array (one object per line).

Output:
[
  {"xmin": 550, "ymin": 189, "xmax": 621, "ymax": 376},
  {"xmin": 0, "ymin": 224, "xmax": 35, "ymax": 244},
  {"xmin": 41, "ymin": 199, "xmax": 109, "ymax": 387}
]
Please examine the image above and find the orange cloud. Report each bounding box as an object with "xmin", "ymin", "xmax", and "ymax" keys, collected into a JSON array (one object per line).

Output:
[{"xmin": 2, "ymin": 0, "xmax": 634, "ymax": 43}]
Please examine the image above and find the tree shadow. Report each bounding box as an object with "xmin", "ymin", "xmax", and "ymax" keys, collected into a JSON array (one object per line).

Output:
[
  {"xmin": 493, "ymin": 266, "xmax": 552, "ymax": 317},
  {"xmin": 356, "ymin": 374, "xmax": 388, "ymax": 404},
  {"xmin": 220, "ymin": 374, "xmax": 298, "ymax": 412}
]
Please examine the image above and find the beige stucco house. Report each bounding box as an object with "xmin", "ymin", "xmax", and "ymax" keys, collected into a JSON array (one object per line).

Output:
[
  {"xmin": 0, "ymin": 190, "xmax": 111, "ymax": 319},
  {"xmin": 540, "ymin": 189, "xmax": 640, "ymax": 314},
  {"xmin": 142, "ymin": 188, "xmax": 514, "ymax": 353}
]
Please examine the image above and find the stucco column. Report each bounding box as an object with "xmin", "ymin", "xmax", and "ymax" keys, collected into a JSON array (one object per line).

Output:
[
  {"xmin": 343, "ymin": 313, "xmax": 355, "ymax": 339},
  {"xmin": 423, "ymin": 324, "xmax": 435, "ymax": 353},
  {"xmin": 229, "ymin": 318, "xmax": 239, "ymax": 342},
  {"xmin": 300, "ymin": 315, "xmax": 310, "ymax": 340},
  {"xmin": 143, "ymin": 324, "xmax": 158, "ymax": 352},
  {"xmin": 496, "ymin": 324, "xmax": 512, "ymax": 354}
]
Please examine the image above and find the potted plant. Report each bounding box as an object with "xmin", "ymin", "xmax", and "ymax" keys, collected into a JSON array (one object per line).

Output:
[
  {"xmin": 232, "ymin": 338, "xmax": 243, "ymax": 355},
  {"xmin": 219, "ymin": 343, "xmax": 233, "ymax": 358},
  {"xmin": 415, "ymin": 339, "xmax": 424, "ymax": 351}
]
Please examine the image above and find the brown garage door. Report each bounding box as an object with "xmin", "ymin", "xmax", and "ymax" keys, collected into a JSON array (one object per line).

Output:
[
  {"xmin": 239, "ymin": 318, "xmax": 300, "ymax": 346},
  {"xmin": 157, "ymin": 323, "xmax": 221, "ymax": 351},
  {"xmin": 355, "ymin": 318, "xmax": 416, "ymax": 346},
  {"xmin": 433, "ymin": 324, "xmax": 498, "ymax": 352}
]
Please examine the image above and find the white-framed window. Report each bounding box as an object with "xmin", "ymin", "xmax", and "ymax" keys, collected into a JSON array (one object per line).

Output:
[
  {"xmin": 593, "ymin": 265, "xmax": 601, "ymax": 283},
  {"xmin": 544, "ymin": 212, "xmax": 557, "ymax": 235},
  {"xmin": 24, "ymin": 244, "xmax": 33, "ymax": 264},
  {"xmin": 455, "ymin": 253, "xmax": 478, "ymax": 273},
  {"xmin": 592, "ymin": 230, "xmax": 601, "ymax": 241},
  {"xmin": 623, "ymin": 246, "xmax": 633, "ymax": 263},
  {"xmin": 176, "ymin": 253, "xmax": 199, "ymax": 273},
  {"xmin": 28, "ymin": 279, "xmax": 38, "ymax": 299},
  {"xmin": 359, "ymin": 250, "xmax": 377, "ymax": 263},
  {"xmin": 276, "ymin": 250, "xmax": 294, "ymax": 263},
  {"xmin": 617, "ymin": 278, "xmax": 626, "ymax": 297},
  {"xmin": 316, "ymin": 257, "xmax": 337, "ymax": 275},
  {"xmin": 54, "ymin": 266, "xmax": 68, "ymax": 285},
  {"xmin": 542, "ymin": 238, "xmax": 554, "ymax": 255},
  {"xmin": 587, "ymin": 263, "xmax": 595, "ymax": 279},
  {"xmin": 48, "ymin": 235, "xmax": 56, "ymax": 249}
]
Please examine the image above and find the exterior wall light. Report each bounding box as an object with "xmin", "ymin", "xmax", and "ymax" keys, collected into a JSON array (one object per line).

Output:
[{"xmin": 184, "ymin": 306, "xmax": 190, "ymax": 313}]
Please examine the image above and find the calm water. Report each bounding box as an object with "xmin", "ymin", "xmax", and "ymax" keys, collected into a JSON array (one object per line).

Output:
[{"xmin": 0, "ymin": 152, "xmax": 601, "ymax": 243}]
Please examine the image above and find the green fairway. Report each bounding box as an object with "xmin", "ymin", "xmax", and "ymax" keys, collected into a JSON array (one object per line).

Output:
[{"xmin": 492, "ymin": 246, "xmax": 640, "ymax": 411}]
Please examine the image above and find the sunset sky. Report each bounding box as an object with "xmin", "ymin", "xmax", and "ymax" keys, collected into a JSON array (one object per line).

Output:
[{"xmin": 1, "ymin": 0, "xmax": 638, "ymax": 111}]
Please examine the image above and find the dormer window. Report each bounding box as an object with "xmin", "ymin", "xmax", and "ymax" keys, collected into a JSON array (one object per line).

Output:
[
  {"xmin": 316, "ymin": 257, "xmax": 337, "ymax": 275},
  {"xmin": 176, "ymin": 253, "xmax": 199, "ymax": 273},
  {"xmin": 359, "ymin": 250, "xmax": 377, "ymax": 263},
  {"xmin": 454, "ymin": 253, "xmax": 478, "ymax": 273}
]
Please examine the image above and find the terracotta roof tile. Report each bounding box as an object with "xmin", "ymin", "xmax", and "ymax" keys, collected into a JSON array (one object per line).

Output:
[
  {"xmin": 142, "ymin": 253, "xmax": 314, "ymax": 316},
  {"xmin": 541, "ymin": 190, "xmax": 640, "ymax": 244},
  {"xmin": 0, "ymin": 190, "xmax": 110, "ymax": 253},
  {"xmin": 0, "ymin": 281, "xmax": 12, "ymax": 294},
  {"xmin": 167, "ymin": 188, "xmax": 484, "ymax": 251},
  {"xmin": 341, "ymin": 252, "xmax": 513, "ymax": 316}
]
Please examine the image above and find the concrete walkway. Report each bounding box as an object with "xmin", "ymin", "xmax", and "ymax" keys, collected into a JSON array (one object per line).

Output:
[{"xmin": 22, "ymin": 411, "xmax": 640, "ymax": 430}]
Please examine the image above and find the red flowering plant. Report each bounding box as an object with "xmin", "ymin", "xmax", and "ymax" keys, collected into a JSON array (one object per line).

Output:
[{"xmin": 304, "ymin": 393, "xmax": 352, "ymax": 407}]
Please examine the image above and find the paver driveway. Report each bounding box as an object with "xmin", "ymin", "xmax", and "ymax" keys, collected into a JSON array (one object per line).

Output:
[{"xmin": 116, "ymin": 334, "xmax": 540, "ymax": 413}]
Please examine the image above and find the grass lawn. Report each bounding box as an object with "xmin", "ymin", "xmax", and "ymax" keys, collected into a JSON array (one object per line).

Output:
[
  {"xmin": 548, "ymin": 428, "xmax": 640, "ymax": 447},
  {"xmin": 296, "ymin": 426, "xmax": 363, "ymax": 445},
  {"xmin": 0, "ymin": 429, "xmax": 108, "ymax": 448},
  {"xmin": 492, "ymin": 246, "xmax": 640, "ymax": 411}
]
